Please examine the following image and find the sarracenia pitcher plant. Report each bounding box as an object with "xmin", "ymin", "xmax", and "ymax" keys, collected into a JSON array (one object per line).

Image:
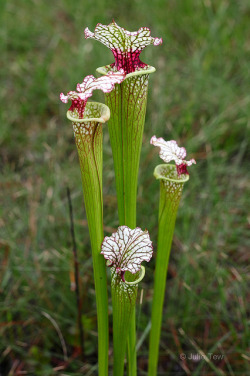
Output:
[
  {"xmin": 148, "ymin": 137, "xmax": 196, "ymax": 376},
  {"xmin": 85, "ymin": 21, "xmax": 162, "ymax": 228},
  {"xmin": 101, "ymin": 226, "xmax": 153, "ymax": 376},
  {"xmin": 85, "ymin": 21, "xmax": 162, "ymax": 374},
  {"xmin": 60, "ymin": 21, "xmax": 196, "ymax": 376},
  {"xmin": 60, "ymin": 71, "xmax": 125, "ymax": 376}
]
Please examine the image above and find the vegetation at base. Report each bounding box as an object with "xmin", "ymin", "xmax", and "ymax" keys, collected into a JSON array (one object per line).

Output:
[{"xmin": 0, "ymin": 0, "xmax": 249, "ymax": 374}]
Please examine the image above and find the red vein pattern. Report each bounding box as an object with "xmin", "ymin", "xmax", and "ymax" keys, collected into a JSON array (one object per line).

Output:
[
  {"xmin": 154, "ymin": 164, "xmax": 189, "ymax": 208},
  {"xmin": 72, "ymin": 103, "xmax": 104, "ymax": 150},
  {"xmin": 104, "ymin": 70, "xmax": 150, "ymax": 227},
  {"xmin": 101, "ymin": 226, "xmax": 153, "ymax": 276},
  {"xmin": 151, "ymin": 136, "xmax": 196, "ymax": 176},
  {"xmin": 60, "ymin": 70, "xmax": 125, "ymax": 118},
  {"xmin": 84, "ymin": 21, "xmax": 162, "ymax": 74}
]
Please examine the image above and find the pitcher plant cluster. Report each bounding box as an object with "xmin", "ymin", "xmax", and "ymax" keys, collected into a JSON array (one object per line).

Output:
[{"xmin": 60, "ymin": 21, "xmax": 196, "ymax": 376}]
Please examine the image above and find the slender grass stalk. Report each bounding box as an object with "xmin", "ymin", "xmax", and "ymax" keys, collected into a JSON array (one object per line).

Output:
[
  {"xmin": 66, "ymin": 102, "xmax": 110, "ymax": 376},
  {"xmin": 97, "ymin": 66, "xmax": 156, "ymax": 375},
  {"xmin": 148, "ymin": 164, "xmax": 189, "ymax": 376}
]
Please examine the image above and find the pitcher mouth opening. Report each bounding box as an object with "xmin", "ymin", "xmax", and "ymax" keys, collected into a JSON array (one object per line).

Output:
[
  {"xmin": 96, "ymin": 65, "xmax": 156, "ymax": 81},
  {"xmin": 154, "ymin": 164, "xmax": 190, "ymax": 184},
  {"xmin": 66, "ymin": 102, "xmax": 110, "ymax": 124}
]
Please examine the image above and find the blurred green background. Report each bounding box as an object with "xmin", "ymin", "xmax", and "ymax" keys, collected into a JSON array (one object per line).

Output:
[{"xmin": 0, "ymin": 0, "xmax": 249, "ymax": 375}]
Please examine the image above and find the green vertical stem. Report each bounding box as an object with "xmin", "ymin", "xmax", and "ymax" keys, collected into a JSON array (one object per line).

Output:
[
  {"xmin": 148, "ymin": 164, "xmax": 189, "ymax": 376},
  {"xmin": 98, "ymin": 66, "xmax": 155, "ymax": 228},
  {"xmin": 67, "ymin": 102, "xmax": 110, "ymax": 376},
  {"xmin": 97, "ymin": 65, "xmax": 156, "ymax": 376},
  {"xmin": 127, "ymin": 307, "xmax": 136, "ymax": 375},
  {"xmin": 111, "ymin": 268, "xmax": 145, "ymax": 376}
]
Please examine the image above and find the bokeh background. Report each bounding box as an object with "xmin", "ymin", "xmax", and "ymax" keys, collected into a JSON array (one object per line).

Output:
[{"xmin": 0, "ymin": 0, "xmax": 249, "ymax": 375}]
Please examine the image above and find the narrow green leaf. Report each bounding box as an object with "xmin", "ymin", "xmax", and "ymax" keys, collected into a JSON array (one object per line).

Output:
[
  {"xmin": 97, "ymin": 66, "xmax": 155, "ymax": 228},
  {"xmin": 111, "ymin": 270, "xmax": 139, "ymax": 376},
  {"xmin": 67, "ymin": 101, "xmax": 110, "ymax": 376},
  {"xmin": 97, "ymin": 65, "xmax": 156, "ymax": 376},
  {"xmin": 148, "ymin": 164, "xmax": 189, "ymax": 376}
]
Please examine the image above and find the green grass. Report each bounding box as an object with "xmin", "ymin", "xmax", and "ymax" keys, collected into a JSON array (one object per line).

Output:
[{"xmin": 0, "ymin": 0, "xmax": 249, "ymax": 374}]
